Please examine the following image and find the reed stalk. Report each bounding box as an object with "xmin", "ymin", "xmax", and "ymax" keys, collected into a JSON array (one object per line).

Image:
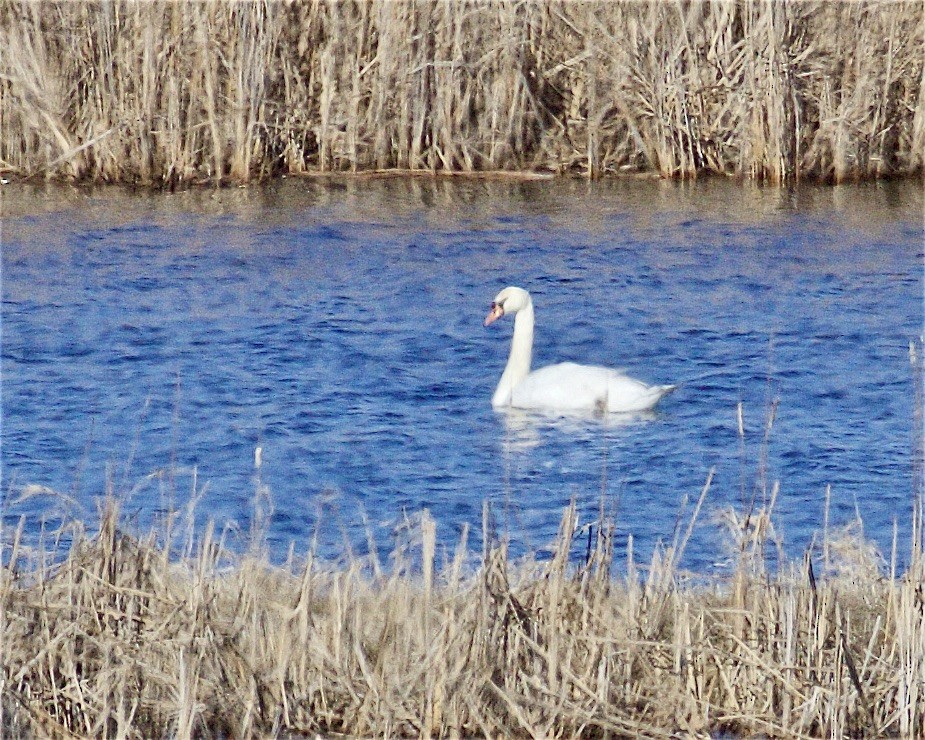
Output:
[{"xmin": 1, "ymin": 0, "xmax": 922, "ymax": 186}]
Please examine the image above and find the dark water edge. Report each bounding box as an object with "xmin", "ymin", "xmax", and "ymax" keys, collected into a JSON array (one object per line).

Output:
[{"xmin": 3, "ymin": 167, "xmax": 925, "ymax": 193}]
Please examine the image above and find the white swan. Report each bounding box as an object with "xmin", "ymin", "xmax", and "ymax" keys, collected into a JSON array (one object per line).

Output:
[{"xmin": 484, "ymin": 286, "xmax": 675, "ymax": 413}]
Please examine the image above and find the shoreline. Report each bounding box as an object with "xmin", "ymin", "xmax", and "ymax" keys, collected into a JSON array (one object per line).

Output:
[{"xmin": 3, "ymin": 166, "xmax": 921, "ymax": 193}]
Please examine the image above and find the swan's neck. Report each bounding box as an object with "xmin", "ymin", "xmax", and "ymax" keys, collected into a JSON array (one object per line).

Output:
[{"xmin": 493, "ymin": 302, "xmax": 534, "ymax": 407}]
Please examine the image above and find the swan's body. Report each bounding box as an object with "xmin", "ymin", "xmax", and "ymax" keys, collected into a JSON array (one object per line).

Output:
[{"xmin": 484, "ymin": 286, "xmax": 675, "ymax": 413}]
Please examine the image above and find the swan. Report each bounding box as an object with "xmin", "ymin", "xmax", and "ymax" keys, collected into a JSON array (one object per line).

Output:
[{"xmin": 484, "ymin": 286, "xmax": 675, "ymax": 413}]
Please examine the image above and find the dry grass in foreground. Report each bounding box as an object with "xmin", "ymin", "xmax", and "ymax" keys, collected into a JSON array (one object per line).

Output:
[{"xmin": 2, "ymin": 494, "xmax": 924, "ymax": 738}]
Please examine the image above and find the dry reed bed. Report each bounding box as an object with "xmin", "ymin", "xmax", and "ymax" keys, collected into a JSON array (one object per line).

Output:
[
  {"xmin": 2, "ymin": 498, "xmax": 924, "ymax": 738},
  {"xmin": 1, "ymin": 0, "xmax": 923, "ymax": 186}
]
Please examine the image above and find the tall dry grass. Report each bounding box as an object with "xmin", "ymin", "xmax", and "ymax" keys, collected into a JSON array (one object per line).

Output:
[
  {"xmin": 2, "ymin": 487, "xmax": 924, "ymax": 737},
  {"xmin": 1, "ymin": 0, "xmax": 922, "ymax": 186}
]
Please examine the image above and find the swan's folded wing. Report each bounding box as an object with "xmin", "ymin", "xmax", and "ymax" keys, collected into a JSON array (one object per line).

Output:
[
  {"xmin": 510, "ymin": 363, "xmax": 613, "ymax": 411},
  {"xmin": 510, "ymin": 363, "xmax": 672, "ymax": 413}
]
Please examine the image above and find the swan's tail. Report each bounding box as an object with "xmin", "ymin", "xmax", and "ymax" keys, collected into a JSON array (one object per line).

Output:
[
  {"xmin": 623, "ymin": 382, "xmax": 676, "ymax": 412},
  {"xmin": 651, "ymin": 383, "xmax": 677, "ymax": 406}
]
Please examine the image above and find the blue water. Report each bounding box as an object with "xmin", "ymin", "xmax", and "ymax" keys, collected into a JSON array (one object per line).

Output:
[{"xmin": 2, "ymin": 178, "xmax": 922, "ymax": 573}]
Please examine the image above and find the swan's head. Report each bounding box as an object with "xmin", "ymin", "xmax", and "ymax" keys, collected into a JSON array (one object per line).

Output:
[{"xmin": 484, "ymin": 286, "xmax": 531, "ymax": 326}]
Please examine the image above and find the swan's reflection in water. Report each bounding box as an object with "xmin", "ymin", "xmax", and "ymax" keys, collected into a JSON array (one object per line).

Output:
[
  {"xmin": 492, "ymin": 407, "xmax": 661, "ymax": 556},
  {"xmin": 498, "ymin": 407, "xmax": 658, "ymax": 454}
]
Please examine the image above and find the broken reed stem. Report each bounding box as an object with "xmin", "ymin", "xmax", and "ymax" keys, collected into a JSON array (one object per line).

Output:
[
  {"xmin": 2, "ymin": 497, "xmax": 923, "ymax": 738},
  {"xmin": 1, "ymin": 0, "xmax": 922, "ymax": 186}
]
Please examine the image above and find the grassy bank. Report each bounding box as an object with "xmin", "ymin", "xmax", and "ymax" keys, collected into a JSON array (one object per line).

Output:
[
  {"xmin": 1, "ymin": 1, "xmax": 923, "ymax": 186},
  {"xmin": 2, "ymin": 494, "xmax": 924, "ymax": 738}
]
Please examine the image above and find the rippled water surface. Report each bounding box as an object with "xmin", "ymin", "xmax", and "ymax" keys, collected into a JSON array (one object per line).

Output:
[{"xmin": 3, "ymin": 179, "xmax": 923, "ymax": 572}]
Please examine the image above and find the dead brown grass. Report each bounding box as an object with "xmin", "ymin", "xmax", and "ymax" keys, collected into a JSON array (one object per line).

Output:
[
  {"xmin": 1, "ymin": 0, "xmax": 922, "ymax": 186},
  {"xmin": 2, "ymin": 491, "xmax": 923, "ymax": 738}
]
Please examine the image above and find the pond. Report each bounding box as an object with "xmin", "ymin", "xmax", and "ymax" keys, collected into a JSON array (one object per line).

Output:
[{"xmin": 2, "ymin": 177, "xmax": 922, "ymax": 574}]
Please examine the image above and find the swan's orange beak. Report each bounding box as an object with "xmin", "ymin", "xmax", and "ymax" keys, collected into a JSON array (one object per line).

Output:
[{"xmin": 484, "ymin": 302, "xmax": 504, "ymax": 326}]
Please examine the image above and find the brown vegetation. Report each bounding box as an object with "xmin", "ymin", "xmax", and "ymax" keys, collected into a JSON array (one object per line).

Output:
[
  {"xmin": 2, "ymin": 490, "xmax": 924, "ymax": 738},
  {"xmin": 1, "ymin": 0, "xmax": 923, "ymax": 186}
]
